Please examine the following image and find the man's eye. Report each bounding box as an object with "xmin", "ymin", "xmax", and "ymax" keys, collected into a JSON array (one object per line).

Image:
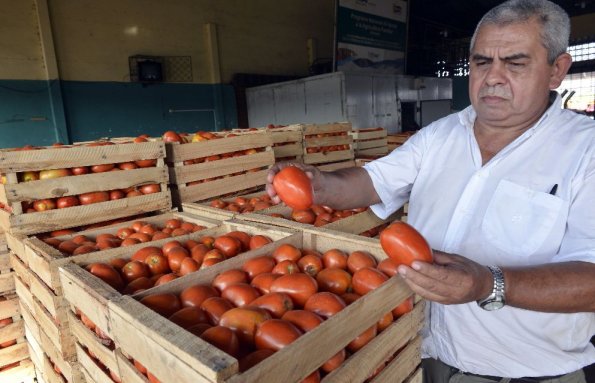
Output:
[
  {"xmin": 475, "ymin": 61, "xmax": 487, "ymax": 66},
  {"xmin": 509, "ymin": 62, "xmax": 525, "ymax": 67}
]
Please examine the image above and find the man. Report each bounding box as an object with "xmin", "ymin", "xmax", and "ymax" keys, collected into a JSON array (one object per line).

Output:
[{"xmin": 266, "ymin": 0, "xmax": 595, "ymax": 382}]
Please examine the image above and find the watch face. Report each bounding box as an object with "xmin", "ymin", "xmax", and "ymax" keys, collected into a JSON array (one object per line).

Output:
[{"xmin": 483, "ymin": 300, "xmax": 505, "ymax": 311}]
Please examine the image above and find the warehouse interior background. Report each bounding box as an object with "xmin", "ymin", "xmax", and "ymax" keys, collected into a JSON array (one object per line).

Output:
[{"xmin": 1, "ymin": 0, "xmax": 594, "ymax": 148}]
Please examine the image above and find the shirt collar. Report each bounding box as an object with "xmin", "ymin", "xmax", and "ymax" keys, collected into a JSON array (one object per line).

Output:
[{"xmin": 458, "ymin": 91, "xmax": 563, "ymax": 133}]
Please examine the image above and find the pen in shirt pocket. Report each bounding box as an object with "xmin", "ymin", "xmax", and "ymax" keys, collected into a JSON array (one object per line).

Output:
[{"xmin": 549, "ymin": 184, "xmax": 558, "ymax": 196}]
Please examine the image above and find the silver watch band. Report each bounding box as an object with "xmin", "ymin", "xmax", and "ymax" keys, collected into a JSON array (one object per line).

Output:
[{"xmin": 477, "ymin": 265, "xmax": 506, "ymax": 311}]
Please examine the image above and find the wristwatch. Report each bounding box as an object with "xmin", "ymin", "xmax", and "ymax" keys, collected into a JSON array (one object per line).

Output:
[{"xmin": 477, "ymin": 265, "xmax": 506, "ymax": 311}]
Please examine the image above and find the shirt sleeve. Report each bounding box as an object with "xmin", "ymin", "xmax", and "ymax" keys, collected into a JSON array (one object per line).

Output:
[
  {"xmin": 363, "ymin": 129, "xmax": 428, "ymax": 219},
  {"xmin": 556, "ymin": 135, "xmax": 595, "ymax": 264}
]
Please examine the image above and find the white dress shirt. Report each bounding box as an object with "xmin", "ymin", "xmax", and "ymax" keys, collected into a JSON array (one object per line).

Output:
[{"xmin": 364, "ymin": 94, "xmax": 595, "ymax": 377}]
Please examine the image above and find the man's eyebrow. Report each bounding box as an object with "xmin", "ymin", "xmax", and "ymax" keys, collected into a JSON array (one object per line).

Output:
[
  {"xmin": 470, "ymin": 53, "xmax": 530, "ymax": 61},
  {"xmin": 502, "ymin": 53, "xmax": 530, "ymax": 61}
]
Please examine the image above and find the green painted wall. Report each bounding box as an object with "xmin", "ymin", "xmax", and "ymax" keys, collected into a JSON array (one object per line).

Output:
[{"xmin": 0, "ymin": 80, "xmax": 237, "ymax": 148}]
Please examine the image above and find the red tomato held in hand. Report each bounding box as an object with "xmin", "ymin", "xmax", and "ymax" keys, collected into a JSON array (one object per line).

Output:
[
  {"xmin": 379, "ymin": 222, "xmax": 433, "ymax": 266},
  {"xmin": 272, "ymin": 166, "xmax": 313, "ymax": 210}
]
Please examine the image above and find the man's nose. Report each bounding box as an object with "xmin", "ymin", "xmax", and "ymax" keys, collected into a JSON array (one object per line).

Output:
[{"xmin": 484, "ymin": 61, "xmax": 507, "ymax": 86}]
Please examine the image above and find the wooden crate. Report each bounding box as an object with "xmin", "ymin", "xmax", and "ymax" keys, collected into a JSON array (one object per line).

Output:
[
  {"xmin": 302, "ymin": 122, "xmax": 355, "ymax": 168},
  {"xmin": 0, "ymin": 249, "xmax": 15, "ymax": 296},
  {"xmin": 387, "ymin": 133, "xmax": 414, "ymax": 151},
  {"xmin": 59, "ymin": 220, "xmax": 297, "ymax": 340},
  {"xmin": 166, "ymin": 130, "xmax": 275, "ymax": 206},
  {"xmin": 0, "ymin": 141, "xmax": 171, "ymax": 236},
  {"xmin": 15, "ymin": 275, "xmax": 75, "ymax": 360},
  {"xmin": 8, "ymin": 211, "xmax": 220, "ymax": 295},
  {"xmin": 350, "ymin": 128, "xmax": 388, "ymax": 157},
  {"xmin": 239, "ymin": 206, "xmax": 398, "ymax": 237},
  {"xmin": 24, "ymin": 321, "xmax": 82, "ymax": 383},
  {"xmin": 266, "ymin": 125, "xmax": 304, "ymax": 161},
  {"xmin": 63, "ymin": 228, "xmax": 423, "ymax": 383},
  {"xmin": 0, "ymin": 295, "xmax": 29, "ymax": 372}
]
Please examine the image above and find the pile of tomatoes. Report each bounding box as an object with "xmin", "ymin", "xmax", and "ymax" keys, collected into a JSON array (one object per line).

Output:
[
  {"xmin": 85, "ymin": 228, "xmax": 274, "ymax": 294},
  {"xmin": 137, "ymin": 244, "xmax": 413, "ymax": 382},
  {"xmin": 43, "ymin": 218, "xmax": 207, "ymax": 257},
  {"xmin": 0, "ymin": 137, "xmax": 160, "ymax": 215},
  {"xmin": 208, "ymin": 193, "xmax": 277, "ymax": 213}
]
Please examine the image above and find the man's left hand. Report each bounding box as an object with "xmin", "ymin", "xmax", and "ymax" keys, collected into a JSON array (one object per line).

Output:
[{"xmin": 397, "ymin": 251, "xmax": 493, "ymax": 305}]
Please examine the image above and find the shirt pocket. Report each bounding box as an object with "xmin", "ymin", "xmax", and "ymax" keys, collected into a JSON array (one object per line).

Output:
[{"xmin": 481, "ymin": 180, "xmax": 565, "ymax": 257}]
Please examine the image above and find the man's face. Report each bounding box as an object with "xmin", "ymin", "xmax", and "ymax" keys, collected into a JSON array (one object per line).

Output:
[{"xmin": 469, "ymin": 19, "xmax": 558, "ymax": 128}]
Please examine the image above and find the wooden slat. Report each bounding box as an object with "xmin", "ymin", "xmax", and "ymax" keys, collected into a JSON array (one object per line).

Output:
[
  {"xmin": 351, "ymin": 129, "xmax": 388, "ymax": 141},
  {"xmin": 114, "ymin": 349, "xmax": 150, "ymax": 383},
  {"xmin": 0, "ymin": 271, "xmax": 15, "ymax": 295},
  {"xmin": 272, "ymin": 142, "xmax": 303, "ymax": 158},
  {"xmin": 0, "ymin": 319, "xmax": 24, "ymax": 345},
  {"xmin": 4, "ymin": 166, "xmax": 167, "ymax": 202},
  {"xmin": 169, "ymin": 151, "xmax": 273, "ymax": 184},
  {"xmin": 0, "ymin": 141, "xmax": 165, "ymax": 173},
  {"xmin": 5, "ymin": 191, "xmax": 172, "ymax": 236},
  {"xmin": 175, "ymin": 169, "xmax": 269, "ymax": 203},
  {"xmin": 371, "ymin": 336, "xmax": 422, "ymax": 383},
  {"xmin": 302, "ymin": 122, "xmax": 351, "ymax": 135},
  {"xmin": 0, "ymin": 359, "xmax": 36, "ymax": 383},
  {"xmin": 0, "ymin": 342, "xmax": 29, "ymax": 369},
  {"xmin": 0, "ymin": 295, "xmax": 20, "ymax": 319},
  {"xmin": 76, "ymin": 343, "xmax": 116, "ymax": 383},
  {"xmin": 303, "ymin": 135, "xmax": 352, "ymax": 148},
  {"xmin": 68, "ymin": 311, "xmax": 118, "ymax": 374},
  {"xmin": 303, "ymin": 150, "xmax": 354, "ymax": 165},
  {"xmin": 316, "ymin": 160, "xmax": 356, "ymax": 171},
  {"xmin": 166, "ymin": 132, "xmax": 272, "ymax": 163}
]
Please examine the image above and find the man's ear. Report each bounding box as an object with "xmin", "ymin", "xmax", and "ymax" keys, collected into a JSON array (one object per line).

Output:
[{"xmin": 549, "ymin": 52, "xmax": 572, "ymax": 90}]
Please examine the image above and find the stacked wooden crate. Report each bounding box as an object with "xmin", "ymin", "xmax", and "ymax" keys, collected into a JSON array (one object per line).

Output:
[
  {"xmin": 302, "ymin": 122, "xmax": 355, "ymax": 171},
  {"xmin": 165, "ymin": 130, "xmax": 275, "ymax": 208},
  {"xmin": 265, "ymin": 124, "xmax": 304, "ymax": 162},
  {"xmin": 0, "ymin": 231, "xmax": 36, "ymax": 383},
  {"xmin": 387, "ymin": 132, "xmax": 415, "ymax": 151},
  {"xmin": 58, "ymin": 225, "xmax": 423, "ymax": 383},
  {"xmin": 350, "ymin": 128, "xmax": 388, "ymax": 158},
  {"xmin": 10, "ymin": 211, "xmax": 222, "ymax": 383},
  {"xmin": 0, "ymin": 140, "xmax": 172, "ymax": 382}
]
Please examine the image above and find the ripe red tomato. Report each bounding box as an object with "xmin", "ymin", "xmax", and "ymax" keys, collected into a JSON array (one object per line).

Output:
[
  {"xmin": 272, "ymin": 166, "xmax": 313, "ymax": 210},
  {"xmin": 297, "ymin": 254, "xmax": 323, "ymax": 277},
  {"xmin": 139, "ymin": 183, "xmax": 160, "ymax": 195},
  {"xmin": 212, "ymin": 269, "xmax": 249, "ymax": 292},
  {"xmin": 281, "ymin": 310, "xmax": 323, "ymax": 332},
  {"xmin": 168, "ymin": 307, "xmax": 209, "ymax": 329},
  {"xmin": 56, "ymin": 196, "xmax": 80, "ymax": 209},
  {"xmin": 322, "ymin": 349, "xmax": 346, "ymax": 373},
  {"xmin": 162, "ymin": 131, "xmax": 183, "ymax": 143},
  {"xmin": 242, "ymin": 256, "xmax": 276, "ymax": 279},
  {"xmin": 270, "ymin": 273, "xmax": 318, "ymax": 307},
  {"xmin": 88, "ymin": 263, "xmax": 124, "ymax": 291},
  {"xmin": 347, "ymin": 324, "xmax": 377, "ymax": 352},
  {"xmin": 272, "ymin": 244, "xmax": 302, "ymax": 263},
  {"xmin": 347, "ymin": 251, "xmax": 377, "ymax": 273},
  {"xmin": 322, "ymin": 249, "xmax": 348, "ymax": 270},
  {"xmin": 250, "ymin": 273, "xmax": 281, "ymax": 295},
  {"xmin": 200, "ymin": 297, "xmax": 235, "ymax": 325},
  {"xmin": 250, "ymin": 292, "xmax": 294, "ymax": 318},
  {"xmin": 139, "ymin": 293, "xmax": 182, "ymax": 317},
  {"xmin": 352, "ymin": 267, "xmax": 388, "ymax": 296},
  {"xmin": 304, "ymin": 292, "xmax": 347, "ymax": 319},
  {"xmin": 214, "ymin": 235, "xmax": 242, "ymax": 258},
  {"xmin": 316, "ymin": 268, "xmax": 352, "ymax": 295},
  {"xmin": 179, "ymin": 257, "xmax": 200, "ymax": 276},
  {"xmin": 144, "ymin": 254, "xmax": 170, "ymax": 275},
  {"xmin": 377, "ymin": 258, "xmax": 399, "ymax": 277},
  {"xmin": 393, "ymin": 295, "xmax": 414, "ymax": 318},
  {"xmin": 79, "ymin": 191, "xmax": 110, "ymax": 205},
  {"xmin": 379, "ymin": 222, "xmax": 433, "ymax": 266},
  {"xmin": 132, "ymin": 246, "xmax": 163, "ymax": 262},
  {"xmin": 226, "ymin": 231, "xmax": 251, "ymax": 251},
  {"xmin": 121, "ymin": 261, "xmax": 151, "ymax": 283},
  {"xmin": 219, "ymin": 307, "xmax": 272, "ymax": 345},
  {"xmin": 254, "ymin": 319, "xmax": 302, "ymax": 351},
  {"xmin": 291, "ymin": 209, "xmax": 316, "ymax": 224},
  {"xmin": 200, "ymin": 326, "xmax": 241, "ymax": 357},
  {"xmin": 123, "ymin": 276, "xmax": 153, "ymax": 294},
  {"xmin": 248, "ymin": 235, "xmax": 272, "ymax": 250},
  {"xmin": 221, "ymin": 283, "xmax": 260, "ymax": 307},
  {"xmin": 180, "ymin": 285, "xmax": 219, "ymax": 308}
]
